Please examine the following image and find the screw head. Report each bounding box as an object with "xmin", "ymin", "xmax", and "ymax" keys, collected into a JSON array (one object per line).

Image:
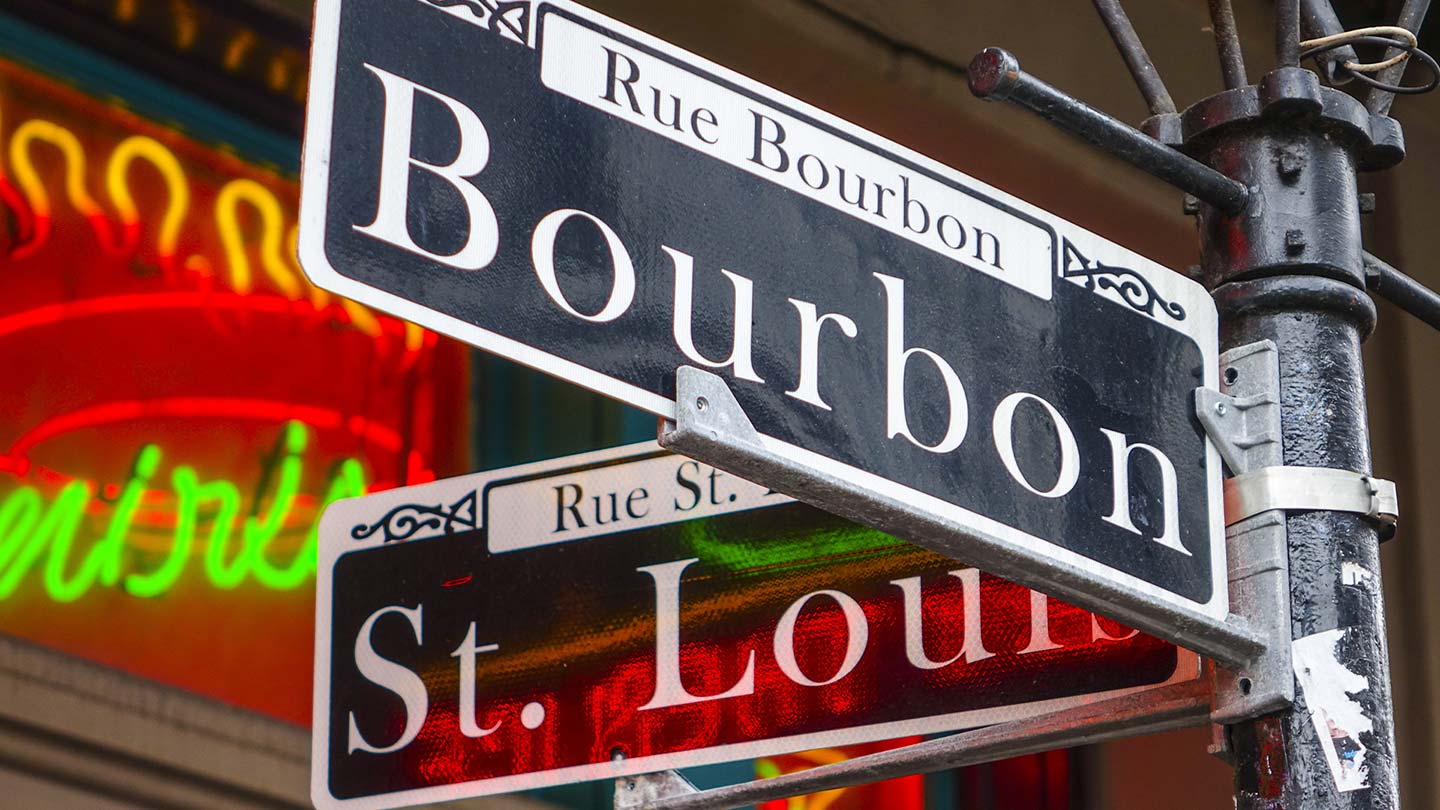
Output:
[{"xmin": 1216, "ymin": 402, "xmax": 1227, "ymax": 416}]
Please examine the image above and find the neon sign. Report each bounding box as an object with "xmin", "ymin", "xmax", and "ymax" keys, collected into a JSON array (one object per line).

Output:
[
  {"xmin": 0, "ymin": 85, "xmax": 425, "ymax": 604},
  {"xmin": 0, "ymin": 421, "xmax": 364, "ymax": 604},
  {"xmin": 33, "ymin": 0, "xmax": 310, "ymax": 109},
  {"xmin": 2, "ymin": 111, "xmax": 402, "ymax": 343},
  {"xmin": 0, "ymin": 52, "xmax": 465, "ymax": 725}
]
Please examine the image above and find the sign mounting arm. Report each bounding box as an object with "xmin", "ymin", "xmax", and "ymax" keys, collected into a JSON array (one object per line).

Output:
[
  {"xmin": 616, "ymin": 677, "xmax": 1211, "ymax": 810},
  {"xmin": 659, "ymin": 366, "xmax": 1266, "ymax": 668}
]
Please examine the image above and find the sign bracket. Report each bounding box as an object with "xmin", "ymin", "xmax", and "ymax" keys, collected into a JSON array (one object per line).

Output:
[
  {"xmin": 1224, "ymin": 467, "xmax": 1398, "ymax": 532},
  {"xmin": 613, "ymin": 347, "xmax": 1292, "ymax": 810},
  {"xmin": 614, "ymin": 768, "xmax": 700, "ymax": 809},
  {"xmin": 1194, "ymin": 340, "xmax": 1293, "ymax": 725},
  {"xmin": 659, "ymin": 365, "xmax": 1265, "ymax": 668},
  {"xmin": 612, "ymin": 678, "xmax": 1211, "ymax": 810},
  {"xmin": 1196, "ymin": 340, "xmax": 1399, "ymax": 728}
]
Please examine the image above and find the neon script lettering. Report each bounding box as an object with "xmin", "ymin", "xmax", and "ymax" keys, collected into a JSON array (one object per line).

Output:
[{"xmin": 0, "ymin": 421, "xmax": 366, "ymax": 603}]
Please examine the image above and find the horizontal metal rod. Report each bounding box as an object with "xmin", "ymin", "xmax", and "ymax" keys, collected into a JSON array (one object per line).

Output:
[
  {"xmin": 967, "ymin": 48, "xmax": 1250, "ymax": 215},
  {"xmin": 1209, "ymin": 0, "xmax": 1250, "ymax": 89},
  {"xmin": 1364, "ymin": 251, "xmax": 1440, "ymax": 329},
  {"xmin": 633, "ymin": 680, "xmax": 1212, "ymax": 810},
  {"xmin": 1091, "ymin": 0, "xmax": 1176, "ymax": 114},
  {"xmin": 1367, "ymin": 0, "xmax": 1434, "ymax": 115}
]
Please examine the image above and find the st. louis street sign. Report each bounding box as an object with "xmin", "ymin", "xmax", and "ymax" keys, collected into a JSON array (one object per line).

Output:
[
  {"xmin": 298, "ymin": 0, "xmax": 1227, "ymax": 648},
  {"xmin": 313, "ymin": 444, "xmax": 1195, "ymax": 808}
]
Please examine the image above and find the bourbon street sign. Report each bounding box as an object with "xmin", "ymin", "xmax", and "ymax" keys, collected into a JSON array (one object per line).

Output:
[
  {"xmin": 299, "ymin": 0, "xmax": 1228, "ymax": 649},
  {"xmin": 312, "ymin": 444, "xmax": 1197, "ymax": 808}
]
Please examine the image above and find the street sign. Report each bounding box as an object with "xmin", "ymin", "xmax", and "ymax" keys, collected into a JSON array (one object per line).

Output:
[
  {"xmin": 299, "ymin": 0, "xmax": 1226, "ymax": 644},
  {"xmin": 313, "ymin": 443, "xmax": 1196, "ymax": 808}
]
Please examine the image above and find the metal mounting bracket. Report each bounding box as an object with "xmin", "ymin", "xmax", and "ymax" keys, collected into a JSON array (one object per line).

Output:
[
  {"xmin": 660, "ymin": 365, "xmax": 1264, "ymax": 668},
  {"xmin": 611, "ymin": 679, "xmax": 1210, "ymax": 810},
  {"xmin": 1225, "ymin": 466, "xmax": 1399, "ymax": 529},
  {"xmin": 631, "ymin": 358, "xmax": 1281, "ymax": 805},
  {"xmin": 1194, "ymin": 341, "xmax": 1294, "ymax": 725},
  {"xmin": 615, "ymin": 769, "xmax": 699, "ymax": 809}
]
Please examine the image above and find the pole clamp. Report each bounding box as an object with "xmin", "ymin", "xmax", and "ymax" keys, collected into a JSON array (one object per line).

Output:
[
  {"xmin": 1225, "ymin": 466, "xmax": 1399, "ymax": 528},
  {"xmin": 1195, "ymin": 341, "xmax": 1294, "ymax": 725}
]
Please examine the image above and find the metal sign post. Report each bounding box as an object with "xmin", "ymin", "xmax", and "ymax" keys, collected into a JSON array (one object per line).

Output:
[{"xmin": 964, "ymin": 0, "xmax": 1440, "ymax": 806}]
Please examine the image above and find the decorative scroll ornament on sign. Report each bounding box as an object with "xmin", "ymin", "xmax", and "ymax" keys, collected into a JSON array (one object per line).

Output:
[
  {"xmin": 422, "ymin": 0, "xmax": 531, "ymax": 44},
  {"xmin": 1061, "ymin": 237, "xmax": 1186, "ymax": 321},
  {"xmin": 351, "ymin": 490, "xmax": 479, "ymax": 543}
]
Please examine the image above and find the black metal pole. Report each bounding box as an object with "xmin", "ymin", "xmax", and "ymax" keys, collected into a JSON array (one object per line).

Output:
[
  {"xmin": 1300, "ymin": 0, "xmax": 1358, "ymax": 83},
  {"xmin": 1277, "ymin": 0, "xmax": 1302, "ymax": 68},
  {"xmin": 1091, "ymin": 0, "xmax": 1177, "ymax": 114},
  {"xmin": 1367, "ymin": 0, "xmax": 1434, "ymax": 115},
  {"xmin": 1187, "ymin": 68, "xmax": 1400, "ymax": 810},
  {"xmin": 1215, "ymin": 282, "xmax": 1397, "ymax": 809},
  {"xmin": 1365, "ymin": 251, "xmax": 1440, "ymax": 329},
  {"xmin": 1209, "ymin": 0, "xmax": 1251, "ymax": 89},
  {"xmin": 968, "ymin": 29, "xmax": 1410, "ymax": 807}
]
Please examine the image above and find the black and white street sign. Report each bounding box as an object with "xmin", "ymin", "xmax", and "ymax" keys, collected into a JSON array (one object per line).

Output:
[
  {"xmin": 299, "ymin": 1, "xmax": 1227, "ymax": 646},
  {"xmin": 313, "ymin": 443, "xmax": 1196, "ymax": 808}
]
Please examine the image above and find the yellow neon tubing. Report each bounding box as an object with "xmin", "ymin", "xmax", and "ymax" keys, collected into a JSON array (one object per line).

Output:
[
  {"xmin": 106, "ymin": 136, "xmax": 191, "ymax": 267},
  {"xmin": 215, "ymin": 178, "xmax": 302, "ymax": 298}
]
